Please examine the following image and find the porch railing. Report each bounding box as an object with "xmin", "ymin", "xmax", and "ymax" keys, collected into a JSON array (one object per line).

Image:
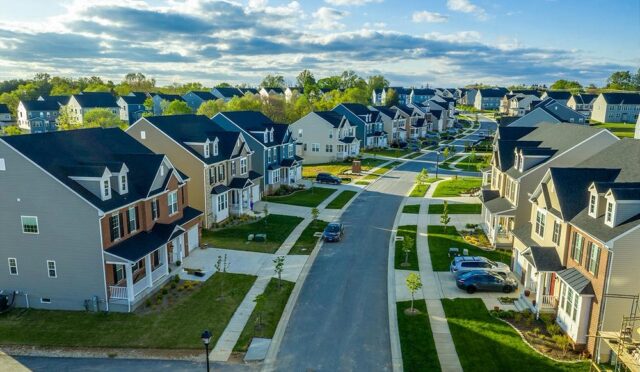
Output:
[
  {"xmin": 152, "ymin": 265, "xmax": 167, "ymax": 283},
  {"xmin": 133, "ymin": 277, "xmax": 148, "ymax": 296},
  {"xmin": 541, "ymin": 295, "xmax": 557, "ymax": 308},
  {"xmin": 109, "ymin": 286, "xmax": 128, "ymax": 300}
]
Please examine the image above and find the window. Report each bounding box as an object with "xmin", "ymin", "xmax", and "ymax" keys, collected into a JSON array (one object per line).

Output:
[
  {"xmin": 21, "ymin": 216, "xmax": 39, "ymax": 234},
  {"xmin": 269, "ymin": 130, "xmax": 274, "ymax": 142},
  {"xmin": 288, "ymin": 144, "xmax": 293, "ymax": 158},
  {"xmin": 571, "ymin": 232, "xmax": 584, "ymax": 263},
  {"xmin": 552, "ymin": 221, "xmax": 561, "ymax": 245},
  {"xmin": 151, "ymin": 199, "xmax": 160, "ymax": 220},
  {"xmin": 113, "ymin": 264, "xmax": 125, "ymax": 283},
  {"xmin": 263, "ymin": 132, "xmax": 268, "ymax": 143},
  {"xmin": 589, "ymin": 194, "xmax": 597, "ymax": 215},
  {"xmin": 272, "ymin": 169, "xmax": 280, "ymax": 184},
  {"xmin": 231, "ymin": 161, "xmax": 237, "ymax": 176},
  {"xmin": 267, "ymin": 149, "xmax": 272, "ymax": 163},
  {"xmin": 572, "ymin": 292, "xmax": 579, "ymax": 321},
  {"xmin": 8, "ymin": 258, "xmax": 17, "ymax": 275},
  {"xmin": 326, "ymin": 144, "xmax": 333, "ymax": 153},
  {"xmin": 168, "ymin": 191, "xmax": 178, "ymax": 215},
  {"xmin": 102, "ymin": 179, "xmax": 111, "ymax": 199},
  {"xmin": 240, "ymin": 157, "xmax": 247, "ymax": 174},
  {"xmin": 203, "ymin": 143, "xmax": 210, "ymax": 158},
  {"xmin": 218, "ymin": 164, "xmax": 225, "ymax": 181},
  {"xmin": 40, "ymin": 298, "xmax": 51, "ymax": 304},
  {"xmin": 303, "ymin": 143, "xmax": 307, "ymax": 151},
  {"xmin": 209, "ymin": 167, "xmax": 216, "ymax": 185},
  {"xmin": 534, "ymin": 209, "xmax": 546, "ymax": 237},
  {"xmin": 0, "ymin": 158, "xmax": 5, "ymax": 171},
  {"xmin": 564, "ymin": 285, "xmax": 573, "ymax": 314},
  {"xmin": 587, "ymin": 243, "xmax": 600, "ymax": 275},
  {"xmin": 606, "ymin": 201, "xmax": 614, "ymax": 224},
  {"xmin": 120, "ymin": 175, "xmax": 127, "ymax": 193},
  {"xmin": 312, "ymin": 143, "xmax": 320, "ymax": 152},
  {"xmin": 152, "ymin": 250, "xmax": 160, "ymax": 268},
  {"xmin": 109, "ymin": 214, "xmax": 122, "ymax": 241},
  {"xmin": 127, "ymin": 207, "xmax": 138, "ymax": 233},
  {"xmin": 213, "ymin": 141, "xmax": 219, "ymax": 156},
  {"xmin": 47, "ymin": 260, "xmax": 57, "ymax": 278},
  {"xmin": 329, "ymin": 130, "xmax": 333, "ymax": 139},
  {"xmin": 217, "ymin": 193, "xmax": 228, "ymax": 212}
]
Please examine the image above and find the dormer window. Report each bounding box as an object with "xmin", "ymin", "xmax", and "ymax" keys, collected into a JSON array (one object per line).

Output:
[
  {"xmin": 204, "ymin": 143, "xmax": 210, "ymax": 158},
  {"xmin": 264, "ymin": 131, "xmax": 268, "ymax": 143},
  {"xmin": 589, "ymin": 194, "xmax": 597, "ymax": 217},
  {"xmin": 120, "ymin": 174, "xmax": 128, "ymax": 194},
  {"xmin": 102, "ymin": 179, "xmax": 111, "ymax": 200},
  {"xmin": 605, "ymin": 201, "xmax": 614, "ymax": 225},
  {"xmin": 269, "ymin": 129, "xmax": 274, "ymax": 142},
  {"xmin": 213, "ymin": 141, "xmax": 219, "ymax": 156}
]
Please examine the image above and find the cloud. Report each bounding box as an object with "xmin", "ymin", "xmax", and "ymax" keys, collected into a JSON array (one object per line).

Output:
[
  {"xmin": 412, "ymin": 11, "xmax": 449, "ymax": 23},
  {"xmin": 310, "ymin": 7, "xmax": 348, "ymax": 30},
  {"xmin": 446, "ymin": 0, "xmax": 487, "ymax": 20},
  {"xmin": 324, "ymin": 0, "xmax": 382, "ymax": 6}
]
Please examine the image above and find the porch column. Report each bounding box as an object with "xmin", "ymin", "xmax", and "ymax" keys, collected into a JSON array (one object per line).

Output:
[
  {"xmin": 535, "ymin": 274, "xmax": 544, "ymax": 316},
  {"xmin": 238, "ymin": 190, "xmax": 243, "ymax": 214},
  {"xmin": 145, "ymin": 254, "xmax": 153, "ymax": 288},
  {"xmin": 125, "ymin": 263, "xmax": 134, "ymax": 302},
  {"xmin": 162, "ymin": 245, "xmax": 169, "ymax": 276}
]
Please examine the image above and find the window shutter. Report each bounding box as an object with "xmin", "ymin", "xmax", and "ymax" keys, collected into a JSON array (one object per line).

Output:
[
  {"xmin": 119, "ymin": 213, "xmax": 125, "ymax": 237},
  {"xmin": 112, "ymin": 265, "xmax": 118, "ymax": 283},
  {"xmin": 594, "ymin": 247, "xmax": 601, "ymax": 276},
  {"xmin": 155, "ymin": 199, "xmax": 160, "ymax": 219},
  {"xmin": 135, "ymin": 206, "xmax": 140, "ymax": 231},
  {"xmin": 126, "ymin": 209, "xmax": 131, "ymax": 233},
  {"xmin": 109, "ymin": 216, "xmax": 115, "ymax": 242}
]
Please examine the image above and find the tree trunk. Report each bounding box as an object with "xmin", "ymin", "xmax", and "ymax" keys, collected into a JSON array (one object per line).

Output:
[{"xmin": 404, "ymin": 251, "xmax": 409, "ymax": 265}]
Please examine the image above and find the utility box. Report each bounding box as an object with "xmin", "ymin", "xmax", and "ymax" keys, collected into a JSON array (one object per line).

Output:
[{"xmin": 352, "ymin": 160, "xmax": 361, "ymax": 175}]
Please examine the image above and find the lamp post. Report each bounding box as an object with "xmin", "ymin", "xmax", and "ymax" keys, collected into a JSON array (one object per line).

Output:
[
  {"xmin": 201, "ymin": 330, "xmax": 211, "ymax": 372},
  {"xmin": 435, "ymin": 150, "xmax": 440, "ymax": 179}
]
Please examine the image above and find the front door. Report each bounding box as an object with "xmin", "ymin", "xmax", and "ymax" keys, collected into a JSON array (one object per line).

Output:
[{"xmin": 172, "ymin": 235, "xmax": 184, "ymax": 262}]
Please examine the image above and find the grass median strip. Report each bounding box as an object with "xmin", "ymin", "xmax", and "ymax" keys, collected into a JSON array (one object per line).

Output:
[
  {"xmin": 432, "ymin": 177, "xmax": 481, "ymax": 197},
  {"xmin": 409, "ymin": 177, "xmax": 440, "ymax": 197},
  {"xmin": 397, "ymin": 300, "xmax": 441, "ymax": 372},
  {"xmin": 455, "ymin": 154, "xmax": 490, "ymax": 172},
  {"xmin": 302, "ymin": 159, "xmax": 387, "ymax": 178},
  {"xmin": 402, "ymin": 204, "xmax": 420, "ymax": 214},
  {"xmin": 442, "ymin": 298, "xmax": 588, "ymax": 372},
  {"xmin": 427, "ymin": 225, "xmax": 511, "ymax": 271},
  {"xmin": 395, "ymin": 225, "xmax": 418, "ymax": 270},
  {"xmin": 264, "ymin": 187, "xmax": 336, "ymax": 208},
  {"xmin": 234, "ymin": 278, "xmax": 295, "ymax": 353},
  {"xmin": 325, "ymin": 190, "xmax": 357, "ymax": 209},
  {"xmin": 427, "ymin": 203, "xmax": 481, "ymax": 214},
  {"xmin": 289, "ymin": 219, "xmax": 328, "ymax": 255},
  {"xmin": 0, "ymin": 273, "xmax": 255, "ymax": 349},
  {"xmin": 202, "ymin": 214, "xmax": 304, "ymax": 253}
]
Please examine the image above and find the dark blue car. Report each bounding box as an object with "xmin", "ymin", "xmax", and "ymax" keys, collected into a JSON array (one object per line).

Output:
[{"xmin": 322, "ymin": 222, "xmax": 344, "ymax": 242}]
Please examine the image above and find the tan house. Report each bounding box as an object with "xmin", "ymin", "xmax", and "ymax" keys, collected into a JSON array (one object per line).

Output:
[
  {"xmin": 480, "ymin": 123, "xmax": 619, "ymax": 248},
  {"xmin": 591, "ymin": 92, "xmax": 640, "ymax": 123},
  {"xmin": 126, "ymin": 114, "xmax": 261, "ymax": 227},
  {"xmin": 511, "ymin": 139, "xmax": 640, "ymax": 360},
  {"xmin": 67, "ymin": 92, "xmax": 120, "ymax": 124},
  {"xmin": 289, "ymin": 111, "xmax": 360, "ymax": 164}
]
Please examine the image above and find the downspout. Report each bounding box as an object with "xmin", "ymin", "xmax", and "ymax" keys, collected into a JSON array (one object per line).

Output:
[
  {"xmin": 98, "ymin": 216, "xmax": 109, "ymax": 312},
  {"xmin": 595, "ymin": 248, "xmax": 614, "ymax": 363}
]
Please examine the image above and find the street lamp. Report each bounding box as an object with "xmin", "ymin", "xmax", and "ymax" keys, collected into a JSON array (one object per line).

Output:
[
  {"xmin": 201, "ymin": 330, "xmax": 211, "ymax": 372},
  {"xmin": 435, "ymin": 150, "xmax": 440, "ymax": 179}
]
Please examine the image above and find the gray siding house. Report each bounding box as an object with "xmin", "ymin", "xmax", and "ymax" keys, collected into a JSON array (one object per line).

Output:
[
  {"xmin": 333, "ymin": 103, "xmax": 387, "ymax": 148},
  {"xmin": 182, "ymin": 91, "xmax": 217, "ymax": 112},
  {"xmin": 509, "ymin": 98, "xmax": 586, "ymax": 127},
  {"xmin": 151, "ymin": 93, "xmax": 186, "ymax": 115}
]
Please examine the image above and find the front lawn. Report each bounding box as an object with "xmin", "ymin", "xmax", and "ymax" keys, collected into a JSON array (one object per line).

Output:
[
  {"xmin": 395, "ymin": 225, "xmax": 418, "ymax": 270},
  {"xmin": 409, "ymin": 177, "xmax": 441, "ymax": 197},
  {"xmin": 302, "ymin": 158, "xmax": 387, "ymax": 178},
  {"xmin": 325, "ymin": 190, "xmax": 357, "ymax": 209},
  {"xmin": 362, "ymin": 148, "xmax": 411, "ymax": 158},
  {"xmin": 397, "ymin": 300, "xmax": 441, "ymax": 372},
  {"xmin": 427, "ymin": 225, "xmax": 511, "ymax": 271},
  {"xmin": 455, "ymin": 154, "xmax": 490, "ymax": 172},
  {"xmin": 264, "ymin": 187, "xmax": 336, "ymax": 208},
  {"xmin": 202, "ymin": 214, "xmax": 304, "ymax": 253},
  {"xmin": 432, "ymin": 177, "xmax": 482, "ymax": 197},
  {"xmin": 0, "ymin": 273, "xmax": 255, "ymax": 349},
  {"xmin": 590, "ymin": 122, "xmax": 635, "ymax": 138},
  {"xmin": 427, "ymin": 203, "xmax": 481, "ymax": 214},
  {"xmin": 289, "ymin": 219, "xmax": 328, "ymax": 255},
  {"xmin": 442, "ymin": 298, "xmax": 588, "ymax": 372},
  {"xmin": 234, "ymin": 278, "xmax": 295, "ymax": 352},
  {"xmin": 439, "ymin": 155, "xmax": 463, "ymax": 170},
  {"xmin": 402, "ymin": 204, "xmax": 420, "ymax": 214}
]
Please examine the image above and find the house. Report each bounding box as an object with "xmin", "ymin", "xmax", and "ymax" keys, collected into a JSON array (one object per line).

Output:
[
  {"xmin": 480, "ymin": 123, "xmax": 618, "ymax": 248},
  {"xmin": 117, "ymin": 94, "xmax": 148, "ymax": 125},
  {"xmin": 389, "ymin": 87, "xmax": 409, "ymax": 105},
  {"xmin": 284, "ymin": 87, "xmax": 303, "ymax": 103},
  {"xmin": 461, "ymin": 89, "xmax": 478, "ymax": 106},
  {"xmin": 371, "ymin": 106, "xmax": 402, "ymax": 144},
  {"xmin": 0, "ymin": 128, "xmax": 202, "ymax": 312},
  {"xmin": 540, "ymin": 91, "xmax": 572, "ymax": 106},
  {"xmin": 372, "ymin": 89, "xmax": 384, "ymax": 105},
  {"xmin": 182, "ymin": 91, "xmax": 217, "ymax": 112},
  {"xmin": 289, "ymin": 111, "xmax": 360, "ymax": 164},
  {"xmin": 239, "ymin": 87, "xmax": 259, "ymax": 96},
  {"xmin": 151, "ymin": 93, "xmax": 186, "ymax": 115},
  {"xmin": 474, "ymin": 87, "xmax": 509, "ymax": 110},
  {"xmin": 590, "ymin": 92, "xmax": 640, "ymax": 124},
  {"xmin": 634, "ymin": 114, "xmax": 640, "ymax": 139},
  {"xmin": 211, "ymin": 111, "xmax": 302, "ymax": 195},
  {"xmin": 508, "ymin": 98, "xmax": 586, "ymax": 127},
  {"xmin": 38, "ymin": 95, "xmax": 71, "ymax": 106},
  {"xmin": 567, "ymin": 94, "xmax": 598, "ymax": 118},
  {"xmin": 67, "ymin": 92, "xmax": 120, "ymax": 124},
  {"xmin": 393, "ymin": 104, "xmax": 432, "ymax": 138},
  {"xmin": 258, "ymin": 87, "xmax": 285, "ymax": 100},
  {"xmin": 507, "ymin": 94, "xmax": 542, "ymax": 117},
  {"xmin": 333, "ymin": 103, "xmax": 387, "ymax": 149},
  {"xmin": 409, "ymin": 88, "xmax": 435, "ymax": 105},
  {"xmin": 16, "ymin": 100, "xmax": 60, "ymax": 133},
  {"xmin": 511, "ymin": 139, "xmax": 640, "ymax": 360},
  {"xmin": 0, "ymin": 103, "xmax": 12, "ymax": 125},
  {"xmin": 500, "ymin": 93, "xmax": 517, "ymax": 114},
  {"xmin": 211, "ymin": 87, "xmax": 244, "ymax": 102},
  {"xmin": 126, "ymin": 114, "xmax": 260, "ymax": 226}
]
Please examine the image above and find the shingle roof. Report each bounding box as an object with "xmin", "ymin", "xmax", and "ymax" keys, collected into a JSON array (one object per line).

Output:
[
  {"xmin": 239, "ymin": 88, "xmax": 259, "ymax": 95},
  {"xmin": 21, "ymin": 100, "xmax": 60, "ymax": 111},
  {"xmin": 42, "ymin": 95, "xmax": 71, "ymax": 105},
  {"xmin": 392, "ymin": 104, "xmax": 413, "ymax": 116},
  {"xmin": 333, "ymin": 103, "xmax": 380, "ymax": 125},
  {"xmin": 0, "ymin": 104, "xmax": 9, "ymax": 114},
  {"xmin": 571, "ymin": 93, "xmax": 598, "ymax": 105},
  {"xmin": 557, "ymin": 268, "xmax": 594, "ymax": 295},
  {"xmin": 189, "ymin": 91, "xmax": 217, "ymax": 101},
  {"xmin": 600, "ymin": 92, "xmax": 640, "ymax": 105},
  {"xmin": 548, "ymin": 167, "xmax": 619, "ymax": 220},
  {"xmin": 529, "ymin": 246, "xmax": 564, "ymax": 272},
  {"xmin": 412, "ymin": 88, "xmax": 435, "ymax": 96},
  {"xmin": 214, "ymin": 87, "xmax": 243, "ymax": 98},
  {"xmin": 73, "ymin": 92, "xmax": 118, "ymax": 108},
  {"xmin": 543, "ymin": 91, "xmax": 572, "ymax": 100},
  {"xmin": 483, "ymin": 196, "xmax": 515, "ymax": 214},
  {"xmin": 216, "ymin": 111, "xmax": 290, "ymax": 146},
  {"xmin": 314, "ymin": 111, "xmax": 344, "ymax": 128},
  {"xmin": 153, "ymin": 93, "xmax": 185, "ymax": 102},
  {"xmin": 119, "ymin": 95, "xmax": 147, "ymax": 104},
  {"xmin": 478, "ymin": 87, "xmax": 509, "ymax": 98},
  {"xmin": 373, "ymin": 106, "xmax": 396, "ymax": 118}
]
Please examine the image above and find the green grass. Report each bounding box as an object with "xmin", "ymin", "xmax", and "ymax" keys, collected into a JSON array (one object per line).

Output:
[
  {"xmin": 363, "ymin": 161, "xmax": 402, "ymax": 181},
  {"xmin": 395, "ymin": 225, "xmax": 418, "ymax": 270},
  {"xmin": 409, "ymin": 177, "xmax": 441, "ymax": 197},
  {"xmin": 289, "ymin": 219, "xmax": 328, "ymax": 255},
  {"xmin": 355, "ymin": 180, "xmax": 370, "ymax": 185},
  {"xmin": 362, "ymin": 148, "xmax": 410, "ymax": 158},
  {"xmin": 439, "ymin": 155, "xmax": 463, "ymax": 170},
  {"xmin": 428, "ymin": 203, "xmax": 482, "ymax": 214},
  {"xmin": 234, "ymin": 278, "xmax": 295, "ymax": 352},
  {"xmin": 442, "ymin": 298, "xmax": 589, "ymax": 372},
  {"xmin": 325, "ymin": 190, "xmax": 357, "ymax": 209},
  {"xmin": 397, "ymin": 300, "xmax": 441, "ymax": 372},
  {"xmin": 202, "ymin": 214, "xmax": 304, "ymax": 253},
  {"xmin": 0, "ymin": 273, "xmax": 255, "ymax": 348},
  {"xmin": 264, "ymin": 187, "xmax": 336, "ymax": 208},
  {"xmin": 302, "ymin": 158, "xmax": 387, "ymax": 178},
  {"xmin": 404, "ymin": 151, "xmax": 424, "ymax": 159},
  {"xmin": 427, "ymin": 225, "xmax": 511, "ymax": 271},
  {"xmin": 432, "ymin": 177, "xmax": 482, "ymax": 197},
  {"xmin": 590, "ymin": 122, "xmax": 636, "ymax": 138},
  {"xmin": 455, "ymin": 154, "xmax": 491, "ymax": 172},
  {"xmin": 402, "ymin": 204, "xmax": 421, "ymax": 214}
]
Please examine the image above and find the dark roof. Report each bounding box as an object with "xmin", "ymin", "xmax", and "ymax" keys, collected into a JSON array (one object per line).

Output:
[
  {"xmin": 214, "ymin": 87, "xmax": 243, "ymax": 98},
  {"xmin": 216, "ymin": 111, "xmax": 290, "ymax": 146},
  {"xmin": 42, "ymin": 95, "xmax": 71, "ymax": 105},
  {"xmin": 393, "ymin": 104, "xmax": 413, "ymax": 116},
  {"xmin": 481, "ymin": 189, "xmax": 500, "ymax": 202},
  {"xmin": 154, "ymin": 93, "xmax": 184, "ymax": 102},
  {"xmin": 478, "ymin": 87, "xmax": 509, "ymax": 98},
  {"xmin": 543, "ymin": 91, "xmax": 572, "ymax": 100},
  {"xmin": 315, "ymin": 111, "xmax": 344, "ymax": 128},
  {"xmin": 557, "ymin": 268, "xmax": 595, "ymax": 295},
  {"xmin": 511, "ymin": 89, "xmax": 541, "ymax": 97},
  {"xmin": 280, "ymin": 158, "xmax": 298, "ymax": 167},
  {"xmin": 412, "ymin": 88, "xmax": 436, "ymax": 96},
  {"xmin": 0, "ymin": 104, "xmax": 8, "ymax": 114},
  {"xmin": 211, "ymin": 184, "xmax": 230, "ymax": 195},
  {"xmin": 373, "ymin": 106, "xmax": 396, "ymax": 118},
  {"xmin": 119, "ymin": 95, "xmax": 147, "ymax": 104},
  {"xmin": 262, "ymin": 87, "xmax": 284, "ymax": 94},
  {"xmin": 548, "ymin": 168, "xmax": 620, "ymax": 220},
  {"xmin": 228, "ymin": 171, "xmax": 262, "ymax": 188},
  {"xmin": 600, "ymin": 92, "xmax": 640, "ymax": 105},
  {"xmin": 483, "ymin": 196, "xmax": 515, "ymax": 214},
  {"xmin": 21, "ymin": 100, "xmax": 60, "ymax": 111},
  {"xmin": 340, "ymin": 136, "xmax": 357, "ymax": 144},
  {"xmin": 571, "ymin": 93, "xmax": 598, "ymax": 105},
  {"xmin": 529, "ymin": 246, "xmax": 564, "ymax": 272},
  {"xmin": 2, "ymin": 128, "xmax": 174, "ymax": 212},
  {"xmin": 73, "ymin": 92, "xmax": 118, "ymax": 108},
  {"xmin": 188, "ymin": 91, "xmax": 217, "ymax": 101},
  {"xmin": 143, "ymin": 114, "xmax": 243, "ymax": 165},
  {"xmin": 239, "ymin": 88, "xmax": 259, "ymax": 95}
]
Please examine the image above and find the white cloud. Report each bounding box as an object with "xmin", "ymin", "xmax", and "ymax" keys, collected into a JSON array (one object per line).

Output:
[
  {"xmin": 324, "ymin": 0, "xmax": 382, "ymax": 6},
  {"xmin": 424, "ymin": 31, "xmax": 482, "ymax": 43},
  {"xmin": 412, "ymin": 11, "xmax": 448, "ymax": 23},
  {"xmin": 310, "ymin": 7, "xmax": 348, "ymax": 30},
  {"xmin": 446, "ymin": 0, "xmax": 487, "ymax": 20}
]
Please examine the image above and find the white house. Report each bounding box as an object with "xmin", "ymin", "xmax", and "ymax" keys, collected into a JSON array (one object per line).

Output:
[{"xmin": 289, "ymin": 111, "xmax": 360, "ymax": 164}]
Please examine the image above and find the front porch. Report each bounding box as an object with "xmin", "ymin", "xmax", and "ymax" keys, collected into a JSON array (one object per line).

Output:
[
  {"xmin": 480, "ymin": 189, "xmax": 516, "ymax": 247},
  {"xmin": 366, "ymin": 132, "xmax": 387, "ymax": 148},
  {"xmin": 337, "ymin": 141, "xmax": 359, "ymax": 160}
]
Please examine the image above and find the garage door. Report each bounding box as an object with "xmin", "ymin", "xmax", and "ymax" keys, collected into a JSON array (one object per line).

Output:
[{"xmin": 187, "ymin": 226, "xmax": 199, "ymax": 255}]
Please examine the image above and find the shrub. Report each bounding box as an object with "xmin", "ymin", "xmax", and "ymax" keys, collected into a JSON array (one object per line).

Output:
[
  {"xmin": 539, "ymin": 313, "xmax": 555, "ymax": 327},
  {"xmin": 531, "ymin": 327, "xmax": 541, "ymax": 338},
  {"xmin": 514, "ymin": 312, "xmax": 523, "ymax": 323},
  {"xmin": 170, "ymin": 283, "xmax": 177, "ymax": 289},
  {"xmin": 145, "ymin": 299, "xmax": 152, "ymax": 307},
  {"xmin": 547, "ymin": 323, "xmax": 562, "ymax": 336},
  {"xmin": 176, "ymin": 260, "xmax": 182, "ymax": 266},
  {"xmin": 552, "ymin": 334, "xmax": 572, "ymax": 355},
  {"xmin": 173, "ymin": 275, "xmax": 180, "ymax": 283},
  {"xmin": 162, "ymin": 288, "xmax": 169, "ymax": 295},
  {"xmin": 465, "ymin": 223, "xmax": 478, "ymax": 229}
]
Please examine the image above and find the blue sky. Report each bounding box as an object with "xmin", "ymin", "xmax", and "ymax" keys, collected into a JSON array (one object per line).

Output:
[{"xmin": 0, "ymin": 0, "xmax": 638, "ymax": 87}]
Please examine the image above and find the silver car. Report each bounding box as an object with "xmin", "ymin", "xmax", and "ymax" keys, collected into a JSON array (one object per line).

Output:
[{"xmin": 450, "ymin": 256, "xmax": 510, "ymax": 278}]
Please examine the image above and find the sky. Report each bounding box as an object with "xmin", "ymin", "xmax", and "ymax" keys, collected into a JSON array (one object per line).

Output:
[{"xmin": 0, "ymin": 0, "xmax": 638, "ymax": 87}]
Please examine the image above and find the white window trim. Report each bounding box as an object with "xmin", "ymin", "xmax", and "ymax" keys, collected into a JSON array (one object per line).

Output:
[
  {"xmin": 534, "ymin": 208, "xmax": 546, "ymax": 238},
  {"xmin": 588, "ymin": 194, "xmax": 597, "ymax": 217},
  {"xmin": 120, "ymin": 174, "xmax": 128, "ymax": 194},
  {"xmin": 203, "ymin": 143, "xmax": 210, "ymax": 158},
  {"xmin": 40, "ymin": 298, "xmax": 52, "ymax": 304},
  {"xmin": 128, "ymin": 206, "xmax": 137, "ymax": 233},
  {"xmin": 102, "ymin": 178, "xmax": 111, "ymax": 199},
  {"xmin": 8, "ymin": 258, "xmax": 18, "ymax": 276},
  {"xmin": 21, "ymin": 216, "xmax": 39, "ymax": 235},
  {"xmin": 168, "ymin": 190, "xmax": 179, "ymax": 216},
  {"xmin": 240, "ymin": 157, "xmax": 248, "ymax": 175},
  {"xmin": 47, "ymin": 260, "xmax": 57, "ymax": 278}
]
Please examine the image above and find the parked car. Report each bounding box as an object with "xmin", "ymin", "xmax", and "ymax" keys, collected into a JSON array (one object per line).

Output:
[
  {"xmin": 456, "ymin": 271, "xmax": 518, "ymax": 294},
  {"xmin": 450, "ymin": 256, "xmax": 510, "ymax": 277},
  {"xmin": 322, "ymin": 222, "xmax": 344, "ymax": 242},
  {"xmin": 316, "ymin": 172, "xmax": 341, "ymax": 185}
]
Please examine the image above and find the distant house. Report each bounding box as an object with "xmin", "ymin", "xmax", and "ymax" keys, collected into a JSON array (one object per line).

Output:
[
  {"xmin": 117, "ymin": 94, "xmax": 148, "ymax": 125},
  {"xmin": 567, "ymin": 93, "xmax": 598, "ymax": 118},
  {"xmin": 290, "ymin": 111, "xmax": 360, "ymax": 164},
  {"xmin": 212, "ymin": 111, "xmax": 301, "ymax": 195},
  {"xmin": 508, "ymin": 98, "xmax": 585, "ymax": 126},
  {"xmin": 259, "ymin": 87, "xmax": 285, "ymax": 100},
  {"xmin": 211, "ymin": 87, "xmax": 244, "ymax": 102},
  {"xmin": 409, "ymin": 88, "xmax": 435, "ymax": 105},
  {"xmin": 239, "ymin": 87, "xmax": 259, "ymax": 96},
  {"xmin": 590, "ymin": 92, "xmax": 640, "ymax": 123},
  {"xmin": 393, "ymin": 104, "xmax": 431, "ymax": 139},
  {"xmin": 0, "ymin": 103, "xmax": 11, "ymax": 125},
  {"xmin": 507, "ymin": 94, "xmax": 542, "ymax": 117},
  {"xmin": 461, "ymin": 89, "xmax": 478, "ymax": 106},
  {"xmin": 182, "ymin": 91, "xmax": 217, "ymax": 112},
  {"xmin": 284, "ymin": 87, "xmax": 303, "ymax": 103},
  {"xmin": 333, "ymin": 103, "xmax": 387, "ymax": 149},
  {"xmin": 372, "ymin": 89, "xmax": 384, "ymax": 105},
  {"xmin": 67, "ymin": 92, "xmax": 120, "ymax": 124},
  {"xmin": 38, "ymin": 95, "xmax": 71, "ymax": 106},
  {"xmin": 540, "ymin": 91, "xmax": 572, "ymax": 106},
  {"xmin": 388, "ymin": 87, "xmax": 409, "ymax": 105},
  {"xmin": 151, "ymin": 93, "xmax": 186, "ymax": 116},
  {"xmin": 474, "ymin": 87, "xmax": 509, "ymax": 110},
  {"xmin": 16, "ymin": 100, "xmax": 60, "ymax": 133},
  {"xmin": 372, "ymin": 105, "xmax": 407, "ymax": 144}
]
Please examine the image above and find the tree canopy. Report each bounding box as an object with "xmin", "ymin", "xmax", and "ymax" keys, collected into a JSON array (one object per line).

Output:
[{"xmin": 163, "ymin": 100, "xmax": 192, "ymax": 115}]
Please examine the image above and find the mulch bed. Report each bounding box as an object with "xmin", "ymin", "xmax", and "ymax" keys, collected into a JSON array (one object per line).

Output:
[{"xmin": 503, "ymin": 317, "xmax": 586, "ymax": 361}]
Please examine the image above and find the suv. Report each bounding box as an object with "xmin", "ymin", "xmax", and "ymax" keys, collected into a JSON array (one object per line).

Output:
[
  {"xmin": 456, "ymin": 271, "xmax": 518, "ymax": 294},
  {"xmin": 316, "ymin": 173, "xmax": 342, "ymax": 185},
  {"xmin": 450, "ymin": 256, "xmax": 510, "ymax": 278}
]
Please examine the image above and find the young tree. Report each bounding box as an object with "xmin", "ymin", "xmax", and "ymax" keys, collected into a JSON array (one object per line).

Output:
[
  {"xmin": 84, "ymin": 108, "xmax": 125, "ymax": 129},
  {"xmin": 416, "ymin": 168, "xmax": 428, "ymax": 185},
  {"xmin": 405, "ymin": 272, "xmax": 422, "ymax": 314},
  {"xmin": 263, "ymin": 203, "xmax": 269, "ymax": 225},
  {"xmin": 57, "ymin": 105, "xmax": 80, "ymax": 130},
  {"xmin": 385, "ymin": 88, "xmax": 399, "ymax": 107},
  {"xmin": 143, "ymin": 97, "xmax": 154, "ymax": 117},
  {"xmin": 163, "ymin": 100, "xmax": 192, "ymax": 115},
  {"xmin": 402, "ymin": 235, "xmax": 414, "ymax": 268},
  {"xmin": 214, "ymin": 254, "xmax": 230, "ymax": 299},
  {"xmin": 470, "ymin": 148, "xmax": 477, "ymax": 162},
  {"xmin": 197, "ymin": 99, "xmax": 226, "ymax": 118},
  {"xmin": 442, "ymin": 147, "xmax": 450, "ymax": 160},
  {"xmin": 296, "ymin": 69, "xmax": 316, "ymax": 90},
  {"xmin": 441, "ymin": 201, "xmax": 451, "ymax": 232},
  {"xmin": 254, "ymin": 293, "xmax": 266, "ymax": 332},
  {"xmin": 552, "ymin": 334, "xmax": 571, "ymax": 356},
  {"xmin": 311, "ymin": 207, "xmax": 320, "ymax": 220},
  {"xmin": 273, "ymin": 256, "xmax": 285, "ymax": 289},
  {"xmin": 261, "ymin": 74, "xmax": 286, "ymax": 89}
]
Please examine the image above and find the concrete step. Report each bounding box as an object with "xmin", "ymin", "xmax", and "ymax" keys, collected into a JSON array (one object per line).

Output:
[{"xmin": 513, "ymin": 298, "xmax": 528, "ymax": 312}]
